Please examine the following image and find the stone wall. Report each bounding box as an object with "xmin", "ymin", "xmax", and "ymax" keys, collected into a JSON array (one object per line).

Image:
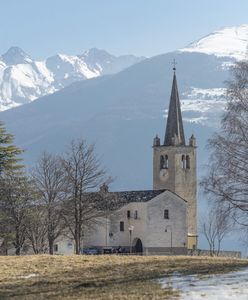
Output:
[
  {"xmin": 153, "ymin": 144, "xmax": 197, "ymax": 249},
  {"xmin": 188, "ymin": 249, "xmax": 241, "ymax": 258}
]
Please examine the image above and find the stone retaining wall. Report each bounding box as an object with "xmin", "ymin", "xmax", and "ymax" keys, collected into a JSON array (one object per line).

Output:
[{"xmin": 188, "ymin": 249, "xmax": 241, "ymax": 258}]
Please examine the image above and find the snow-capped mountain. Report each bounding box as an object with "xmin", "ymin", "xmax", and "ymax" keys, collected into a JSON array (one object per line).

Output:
[
  {"xmin": 180, "ymin": 24, "xmax": 248, "ymax": 60},
  {"xmin": 1, "ymin": 47, "xmax": 33, "ymax": 65},
  {"xmin": 0, "ymin": 47, "xmax": 145, "ymax": 111},
  {"xmin": 0, "ymin": 24, "xmax": 247, "ymax": 189}
]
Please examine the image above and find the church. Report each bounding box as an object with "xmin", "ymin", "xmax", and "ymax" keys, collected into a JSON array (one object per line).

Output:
[{"xmin": 56, "ymin": 67, "xmax": 198, "ymax": 255}]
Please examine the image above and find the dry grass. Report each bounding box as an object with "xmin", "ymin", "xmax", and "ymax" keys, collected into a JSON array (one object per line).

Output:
[{"xmin": 0, "ymin": 255, "xmax": 247, "ymax": 299}]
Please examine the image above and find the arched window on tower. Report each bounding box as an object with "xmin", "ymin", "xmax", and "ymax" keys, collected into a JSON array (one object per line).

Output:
[
  {"xmin": 186, "ymin": 155, "xmax": 190, "ymax": 169},
  {"xmin": 164, "ymin": 155, "xmax": 169, "ymax": 169},
  {"xmin": 160, "ymin": 155, "xmax": 165, "ymax": 169},
  {"xmin": 181, "ymin": 155, "xmax": 186, "ymax": 169}
]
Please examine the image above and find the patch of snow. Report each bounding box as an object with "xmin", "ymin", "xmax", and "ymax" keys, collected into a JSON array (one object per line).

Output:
[
  {"xmin": 160, "ymin": 267, "xmax": 248, "ymax": 300},
  {"xmin": 181, "ymin": 98, "xmax": 227, "ymax": 113},
  {"xmin": 221, "ymin": 61, "xmax": 235, "ymax": 70},
  {"xmin": 164, "ymin": 95, "xmax": 226, "ymax": 126},
  {"xmin": 20, "ymin": 273, "xmax": 37, "ymax": 279},
  {"xmin": 183, "ymin": 87, "xmax": 226, "ymax": 101}
]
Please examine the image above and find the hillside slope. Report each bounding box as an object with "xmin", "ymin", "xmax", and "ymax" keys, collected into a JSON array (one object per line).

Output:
[{"xmin": 0, "ymin": 51, "xmax": 230, "ymax": 190}]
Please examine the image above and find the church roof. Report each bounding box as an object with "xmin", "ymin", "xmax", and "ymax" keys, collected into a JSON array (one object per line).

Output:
[
  {"xmin": 113, "ymin": 189, "xmax": 166, "ymax": 204},
  {"xmin": 164, "ymin": 70, "xmax": 185, "ymax": 146},
  {"xmin": 85, "ymin": 189, "xmax": 186, "ymax": 211},
  {"xmin": 107, "ymin": 189, "xmax": 187, "ymax": 210},
  {"xmin": 100, "ymin": 189, "xmax": 165, "ymax": 210}
]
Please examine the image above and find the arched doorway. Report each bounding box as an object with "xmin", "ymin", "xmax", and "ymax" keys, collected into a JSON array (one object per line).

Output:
[{"xmin": 132, "ymin": 238, "xmax": 143, "ymax": 254}]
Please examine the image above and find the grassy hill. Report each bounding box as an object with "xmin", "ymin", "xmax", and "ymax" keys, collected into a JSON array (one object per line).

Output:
[{"xmin": 0, "ymin": 255, "xmax": 247, "ymax": 299}]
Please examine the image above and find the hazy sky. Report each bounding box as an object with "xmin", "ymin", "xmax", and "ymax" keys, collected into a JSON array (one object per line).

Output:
[{"xmin": 1, "ymin": 0, "xmax": 248, "ymax": 59}]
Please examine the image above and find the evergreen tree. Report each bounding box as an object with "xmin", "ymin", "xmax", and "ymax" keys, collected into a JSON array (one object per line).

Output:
[
  {"xmin": 0, "ymin": 121, "xmax": 24, "ymax": 254},
  {"xmin": 0, "ymin": 121, "xmax": 23, "ymax": 176}
]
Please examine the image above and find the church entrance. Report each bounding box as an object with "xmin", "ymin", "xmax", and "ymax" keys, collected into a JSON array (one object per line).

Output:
[{"xmin": 132, "ymin": 238, "xmax": 143, "ymax": 254}]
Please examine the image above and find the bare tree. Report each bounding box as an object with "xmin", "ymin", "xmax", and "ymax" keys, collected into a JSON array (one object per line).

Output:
[
  {"xmin": 0, "ymin": 172, "xmax": 35, "ymax": 255},
  {"xmin": 202, "ymin": 61, "xmax": 248, "ymax": 226},
  {"xmin": 25, "ymin": 205, "xmax": 47, "ymax": 254},
  {"xmin": 201, "ymin": 202, "xmax": 233, "ymax": 256},
  {"xmin": 32, "ymin": 152, "xmax": 65, "ymax": 255},
  {"xmin": 61, "ymin": 139, "xmax": 108, "ymax": 254}
]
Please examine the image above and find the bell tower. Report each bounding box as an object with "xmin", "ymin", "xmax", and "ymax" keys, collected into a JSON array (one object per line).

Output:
[{"xmin": 153, "ymin": 65, "xmax": 197, "ymax": 249}]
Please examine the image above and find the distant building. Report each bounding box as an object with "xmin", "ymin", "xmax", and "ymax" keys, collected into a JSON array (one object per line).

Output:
[{"xmin": 55, "ymin": 67, "xmax": 198, "ymax": 255}]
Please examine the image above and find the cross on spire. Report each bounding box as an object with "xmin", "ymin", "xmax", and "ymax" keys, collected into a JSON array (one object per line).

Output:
[{"xmin": 172, "ymin": 59, "xmax": 177, "ymax": 71}]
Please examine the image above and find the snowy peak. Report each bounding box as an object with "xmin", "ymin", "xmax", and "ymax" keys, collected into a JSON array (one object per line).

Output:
[
  {"xmin": 180, "ymin": 24, "xmax": 248, "ymax": 60},
  {"xmin": 80, "ymin": 48, "xmax": 145, "ymax": 75},
  {"xmin": 81, "ymin": 48, "xmax": 115, "ymax": 60},
  {"xmin": 0, "ymin": 47, "xmax": 145, "ymax": 111},
  {"xmin": 1, "ymin": 47, "xmax": 33, "ymax": 65}
]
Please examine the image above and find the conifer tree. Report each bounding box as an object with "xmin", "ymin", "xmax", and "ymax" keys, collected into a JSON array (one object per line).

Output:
[
  {"xmin": 0, "ymin": 121, "xmax": 25, "ymax": 255},
  {"xmin": 0, "ymin": 121, "xmax": 23, "ymax": 175}
]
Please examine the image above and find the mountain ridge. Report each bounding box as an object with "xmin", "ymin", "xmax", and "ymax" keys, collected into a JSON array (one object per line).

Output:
[
  {"xmin": 180, "ymin": 24, "xmax": 248, "ymax": 60},
  {"xmin": 0, "ymin": 24, "xmax": 247, "ymax": 112},
  {"xmin": 0, "ymin": 51, "xmax": 229, "ymax": 189},
  {"xmin": 0, "ymin": 47, "xmax": 145, "ymax": 111}
]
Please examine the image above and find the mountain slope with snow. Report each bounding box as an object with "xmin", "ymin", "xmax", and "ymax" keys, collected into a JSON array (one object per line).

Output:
[
  {"xmin": 180, "ymin": 24, "xmax": 248, "ymax": 60},
  {"xmin": 0, "ymin": 51, "xmax": 229, "ymax": 190},
  {"xmin": 0, "ymin": 47, "xmax": 145, "ymax": 111}
]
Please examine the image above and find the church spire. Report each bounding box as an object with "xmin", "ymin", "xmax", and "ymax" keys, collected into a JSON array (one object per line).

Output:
[{"xmin": 164, "ymin": 65, "xmax": 185, "ymax": 146}]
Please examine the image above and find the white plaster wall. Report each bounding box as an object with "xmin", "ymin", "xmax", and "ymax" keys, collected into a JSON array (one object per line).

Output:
[
  {"xmin": 109, "ymin": 202, "xmax": 147, "ymax": 248},
  {"xmin": 101, "ymin": 190, "xmax": 187, "ymax": 250},
  {"xmin": 52, "ymin": 190, "xmax": 187, "ymax": 254},
  {"xmin": 54, "ymin": 238, "xmax": 75, "ymax": 255},
  {"xmin": 145, "ymin": 191, "xmax": 187, "ymax": 248},
  {"xmin": 83, "ymin": 217, "xmax": 110, "ymax": 248}
]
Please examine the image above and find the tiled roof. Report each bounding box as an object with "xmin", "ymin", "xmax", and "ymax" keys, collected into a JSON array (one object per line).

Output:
[
  {"xmin": 112, "ymin": 189, "xmax": 166, "ymax": 203},
  {"xmin": 98, "ymin": 189, "xmax": 166, "ymax": 211}
]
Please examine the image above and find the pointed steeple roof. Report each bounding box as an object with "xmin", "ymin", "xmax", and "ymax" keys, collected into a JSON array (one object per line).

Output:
[{"xmin": 164, "ymin": 69, "xmax": 185, "ymax": 146}]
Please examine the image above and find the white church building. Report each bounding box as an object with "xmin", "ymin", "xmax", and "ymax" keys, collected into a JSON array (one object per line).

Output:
[{"xmin": 55, "ymin": 67, "xmax": 197, "ymax": 255}]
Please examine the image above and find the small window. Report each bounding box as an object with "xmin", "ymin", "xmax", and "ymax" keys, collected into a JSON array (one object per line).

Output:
[
  {"xmin": 134, "ymin": 210, "xmax": 138, "ymax": 219},
  {"xmin": 120, "ymin": 221, "xmax": 124, "ymax": 232},
  {"xmin": 54, "ymin": 244, "xmax": 58, "ymax": 252},
  {"xmin": 127, "ymin": 210, "xmax": 131, "ymax": 219},
  {"xmin": 160, "ymin": 155, "xmax": 165, "ymax": 169},
  {"xmin": 186, "ymin": 155, "xmax": 190, "ymax": 169},
  {"xmin": 164, "ymin": 209, "xmax": 169, "ymax": 219},
  {"xmin": 164, "ymin": 155, "xmax": 169, "ymax": 169},
  {"xmin": 181, "ymin": 155, "xmax": 186, "ymax": 169}
]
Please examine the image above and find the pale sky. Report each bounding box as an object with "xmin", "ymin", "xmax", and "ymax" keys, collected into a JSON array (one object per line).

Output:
[{"xmin": 1, "ymin": 0, "xmax": 248, "ymax": 59}]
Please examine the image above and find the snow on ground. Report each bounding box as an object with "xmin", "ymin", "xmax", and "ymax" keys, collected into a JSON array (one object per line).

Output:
[
  {"xmin": 180, "ymin": 24, "xmax": 248, "ymax": 60},
  {"xmin": 163, "ymin": 92, "xmax": 226, "ymax": 126},
  {"xmin": 181, "ymin": 98, "xmax": 226, "ymax": 113},
  {"xmin": 20, "ymin": 273, "xmax": 37, "ymax": 279},
  {"xmin": 168, "ymin": 87, "xmax": 227, "ymax": 125},
  {"xmin": 160, "ymin": 267, "xmax": 248, "ymax": 300},
  {"xmin": 183, "ymin": 88, "xmax": 226, "ymax": 101},
  {"xmin": 181, "ymin": 98, "xmax": 226, "ymax": 126}
]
